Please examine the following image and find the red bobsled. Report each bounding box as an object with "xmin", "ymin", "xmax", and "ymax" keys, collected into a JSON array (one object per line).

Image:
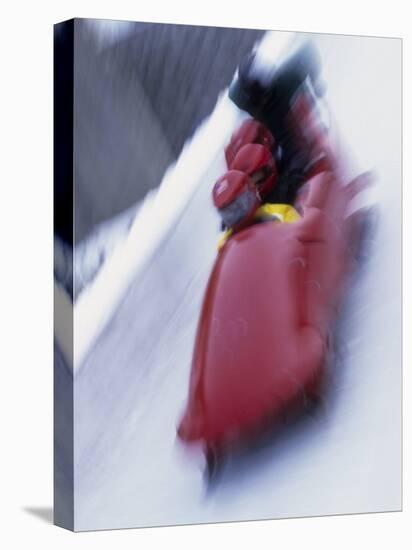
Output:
[{"xmin": 177, "ymin": 160, "xmax": 369, "ymax": 454}]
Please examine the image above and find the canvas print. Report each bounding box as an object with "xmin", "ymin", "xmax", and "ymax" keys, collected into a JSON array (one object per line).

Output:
[{"xmin": 53, "ymin": 18, "xmax": 402, "ymax": 531}]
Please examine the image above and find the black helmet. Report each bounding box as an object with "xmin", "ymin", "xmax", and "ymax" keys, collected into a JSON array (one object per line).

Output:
[{"xmin": 229, "ymin": 52, "xmax": 269, "ymax": 116}]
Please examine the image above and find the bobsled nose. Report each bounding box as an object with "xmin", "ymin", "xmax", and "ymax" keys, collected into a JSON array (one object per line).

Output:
[{"xmin": 177, "ymin": 410, "xmax": 205, "ymax": 443}]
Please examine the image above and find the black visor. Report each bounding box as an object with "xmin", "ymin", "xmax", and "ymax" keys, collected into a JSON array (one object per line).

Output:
[{"xmin": 250, "ymin": 164, "xmax": 274, "ymax": 188}]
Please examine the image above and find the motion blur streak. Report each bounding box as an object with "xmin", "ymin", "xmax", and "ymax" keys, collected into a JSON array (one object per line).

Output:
[{"xmin": 59, "ymin": 29, "xmax": 401, "ymax": 530}]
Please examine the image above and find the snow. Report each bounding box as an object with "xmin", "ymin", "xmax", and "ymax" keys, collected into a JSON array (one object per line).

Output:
[
  {"xmin": 72, "ymin": 94, "xmax": 245, "ymax": 372},
  {"xmin": 68, "ymin": 32, "xmax": 401, "ymax": 531}
]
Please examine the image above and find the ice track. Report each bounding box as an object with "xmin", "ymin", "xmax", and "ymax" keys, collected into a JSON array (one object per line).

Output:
[{"xmin": 61, "ymin": 33, "xmax": 401, "ymax": 530}]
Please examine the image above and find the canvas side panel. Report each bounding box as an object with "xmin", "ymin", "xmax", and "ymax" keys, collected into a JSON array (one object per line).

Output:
[{"xmin": 53, "ymin": 18, "xmax": 74, "ymax": 531}]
